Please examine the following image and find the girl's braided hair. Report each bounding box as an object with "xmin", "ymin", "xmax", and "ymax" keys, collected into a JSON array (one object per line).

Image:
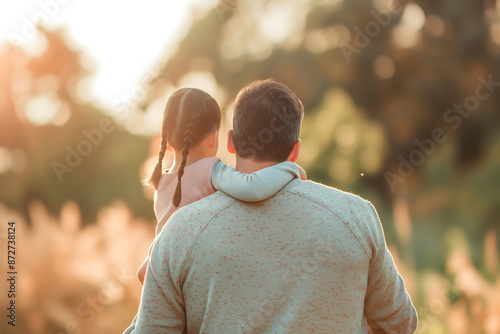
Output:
[{"xmin": 148, "ymin": 88, "xmax": 221, "ymax": 207}]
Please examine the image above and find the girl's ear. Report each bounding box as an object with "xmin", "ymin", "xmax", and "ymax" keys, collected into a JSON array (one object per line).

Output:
[
  {"xmin": 200, "ymin": 130, "xmax": 218, "ymax": 149},
  {"xmin": 287, "ymin": 139, "xmax": 301, "ymax": 162},
  {"xmin": 227, "ymin": 130, "xmax": 236, "ymax": 154},
  {"xmin": 166, "ymin": 141, "xmax": 174, "ymax": 151},
  {"xmin": 208, "ymin": 130, "xmax": 218, "ymax": 148}
]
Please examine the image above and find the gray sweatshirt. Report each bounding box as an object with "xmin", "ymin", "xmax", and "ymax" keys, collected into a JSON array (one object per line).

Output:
[{"xmin": 126, "ymin": 177, "xmax": 417, "ymax": 333}]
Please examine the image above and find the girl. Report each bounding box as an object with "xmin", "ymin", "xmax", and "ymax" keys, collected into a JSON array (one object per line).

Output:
[{"xmin": 137, "ymin": 88, "xmax": 306, "ymax": 284}]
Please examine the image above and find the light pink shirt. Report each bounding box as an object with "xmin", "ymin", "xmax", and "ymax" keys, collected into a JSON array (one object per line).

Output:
[{"xmin": 154, "ymin": 157, "xmax": 219, "ymax": 234}]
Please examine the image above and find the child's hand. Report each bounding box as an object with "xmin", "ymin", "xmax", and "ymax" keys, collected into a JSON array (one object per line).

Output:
[{"xmin": 298, "ymin": 165, "xmax": 307, "ymax": 180}]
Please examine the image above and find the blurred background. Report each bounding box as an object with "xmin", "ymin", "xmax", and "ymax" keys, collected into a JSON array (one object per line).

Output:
[{"xmin": 1, "ymin": 0, "xmax": 499, "ymax": 333}]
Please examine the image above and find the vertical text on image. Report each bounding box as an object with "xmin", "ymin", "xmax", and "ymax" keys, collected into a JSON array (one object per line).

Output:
[{"xmin": 6, "ymin": 221, "xmax": 17, "ymax": 327}]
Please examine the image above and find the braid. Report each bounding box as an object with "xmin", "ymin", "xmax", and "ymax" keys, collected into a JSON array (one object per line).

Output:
[
  {"xmin": 172, "ymin": 116, "xmax": 200, "ymax": 207},
  {"xmin": 148, "ymin": 131, "xmax": 167, "ymax": 189}
]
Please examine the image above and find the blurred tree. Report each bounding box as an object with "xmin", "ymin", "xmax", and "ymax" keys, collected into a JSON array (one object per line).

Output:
[{"xmin": 0, "ymin": 29, "xmax": 152, "ymax": 223}]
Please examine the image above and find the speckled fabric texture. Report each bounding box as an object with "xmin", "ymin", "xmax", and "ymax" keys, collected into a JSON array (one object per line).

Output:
[{"xmin": 126, "ymin": 179, "xmax": 417, "ymax": 333}]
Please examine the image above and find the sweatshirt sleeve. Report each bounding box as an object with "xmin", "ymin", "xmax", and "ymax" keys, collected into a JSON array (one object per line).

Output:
[
  {"xmin": 363, "ymin": 200, "xmax": 418, "ymax": 333},
  {"xmin": 127, "ymin": 231, "xmax": 187, "ymax": 333},
  {"xmin": 122, "ymin": 314, "xmax": 137, "ymax": 334},
  {"xmin": 211, "ymin": 160, "xmax": 301, "ymax": 202}
]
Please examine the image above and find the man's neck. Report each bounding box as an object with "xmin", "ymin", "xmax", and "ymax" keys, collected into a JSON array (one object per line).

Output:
[{"xmin": 235, "ymin": 157, "xmax": 279, "ymax": 174}]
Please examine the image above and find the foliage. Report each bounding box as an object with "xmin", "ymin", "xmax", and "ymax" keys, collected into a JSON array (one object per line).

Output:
[{"xmin": 0, "ymin": 31, "xmax": 152, "ymax": 222}]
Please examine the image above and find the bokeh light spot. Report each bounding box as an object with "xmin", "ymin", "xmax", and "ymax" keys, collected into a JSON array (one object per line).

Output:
[
  {"xmin": 425, "ymin": 15, "xmax": 446, "ymax": 38},
  {"xmin": 392, "ymin": 3, "xmax": 425, "ymax": 48},
  {"xmin": 24, "ymin": 93, "xmax": 61, "ymax": 126},
  {"xmin": 374, "ymin": 55, "xmax": 395, "ymax": 79}
]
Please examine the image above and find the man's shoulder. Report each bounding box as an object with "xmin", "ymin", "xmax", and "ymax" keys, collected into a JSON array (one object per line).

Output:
[
  {"xmin": 165, "ymin": 191, "xmax": 238, "ymax": 227},
  {"xmin": 285, "ymin": 180, "xmax": 381, "ymax": 258},
  {"xmin": 286, "ymin": 180, "xmax": 371, "ymax": 212},
  {"xmin": 162, "ymin": 180, "xmax": 376, "ymax": 238},
  {"xmin": 154, "ymin": 192, "xmax": 237, "ymax": 251}
]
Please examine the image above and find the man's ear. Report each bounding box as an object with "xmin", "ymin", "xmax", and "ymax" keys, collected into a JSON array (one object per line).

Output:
[
  {"xmin": 287, "ymin": 139, "xmax": 301, "ymax": 162},
  {"xmin": 227, "ymin": 130, "xmax": 236, "ymax": 154}
]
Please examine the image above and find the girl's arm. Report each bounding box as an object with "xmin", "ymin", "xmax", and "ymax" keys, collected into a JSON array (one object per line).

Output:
[{"xmin": 211, "ymin": 160, "xmax": 305, "ymax": 202}]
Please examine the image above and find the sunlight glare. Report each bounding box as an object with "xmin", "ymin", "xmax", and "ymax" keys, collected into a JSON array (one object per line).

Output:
[{"xmin": 0, "ymin": 0, "xmax": 200, "ymax": 108}]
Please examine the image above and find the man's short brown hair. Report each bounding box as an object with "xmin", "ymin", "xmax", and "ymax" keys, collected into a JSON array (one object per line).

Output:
[{"xmin": 232, "ymin": 79, "xmax": 304, "ymax": 162}]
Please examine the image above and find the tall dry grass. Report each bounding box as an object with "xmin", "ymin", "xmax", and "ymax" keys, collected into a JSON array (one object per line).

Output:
[
  {"xmin": 0, "ymin": 201, "xmax": 153, "ymax": 334},
  {"xmin": 391, "ymin": 198, "xmax": 500, "ymax": 334}
]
